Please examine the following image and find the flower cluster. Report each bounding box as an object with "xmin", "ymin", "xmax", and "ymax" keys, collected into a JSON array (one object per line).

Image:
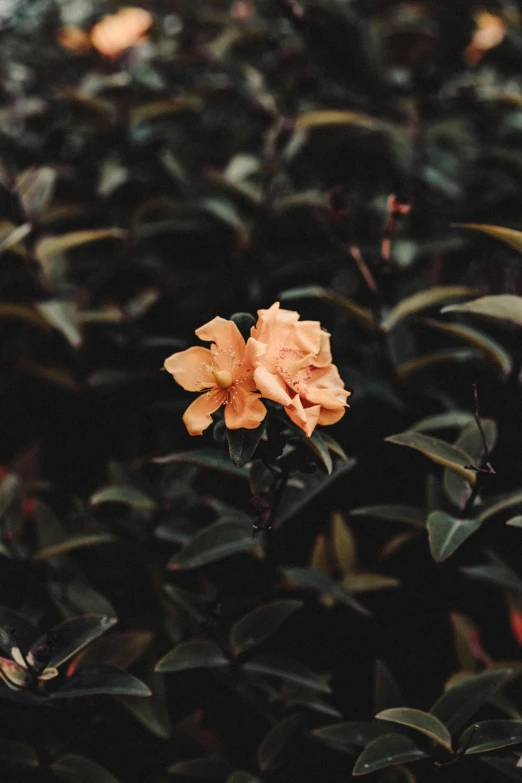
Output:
[{"xmin": 164, "ymin": 303, "xmax": 350, "ymax": 438}]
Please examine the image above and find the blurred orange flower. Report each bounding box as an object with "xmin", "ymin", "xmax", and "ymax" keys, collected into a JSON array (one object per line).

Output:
[
  {"xmin": 91, "ymin": 6, "xmax": 153, "ymax": 58},
  {"xmin": 464, "ymin": 10, "xmax": 506, "ymax": 65},
  {"xmin": 57, "ymin": 25, "xmax": 91, "ymax": 53},
  {"xmin": 249, "ymin": 302, "xmax": 350, "ymax": 437},
  {"xmin": 164, "ymin": 317, "xmax": 266, "ymax": 435}
]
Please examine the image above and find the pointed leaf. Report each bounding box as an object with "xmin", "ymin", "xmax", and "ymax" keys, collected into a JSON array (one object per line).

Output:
[
  {"xmin": 343, "ymin": 573, "xmax": 400, "ymax": 592},
  {"xmin": 481, "ymin": 757, "xmax": 522, "ymax": 781},
  {"xmin": 226, "ymin": 421, "xmax": 266, "ymax": 468},
  {"xmin": 295, "ymin": 109, "xmax": 377, "ymax": 131},
  {"xmin": 278, "ymin": 285, "xmax": 375, "ymax": 331},
  {"xmin": 230, "ymin": 600, "xmax": 303, "ymax": 656},
  {"xmin": 16, "ymin": 167, "xmax": 56, "ymax": 219},
  {"xmin": 257, "ymin": 712, "xmax": 303, "ymax": 773},
  {"xmin": 382, "ymin": 286, "xmax": 477, "ymax": 331},
  {"xmin": 374, "ymin": 659, "xmax": 405, "ymax": 713},
  {"xmin": 441, "ymin": 295, "xmax": 522, "ymax": 326},
  {"xmin": 350, "ymin": 505, "xmax": 425, "ymax": 528},
  {"xmin": 0, "ymin": 606, "xmax": 39, "ymax": 656},
  {"xmin": 38, "ymin": 615, "xmax": 117, "ymax": 669},
  {"xmin": 353, "ymin": 734, "xmax": 428, "ymax": 776},
  {"xmin": 420, "ymin": 319, "xmax": 512, "ymax": 375},
  {"xmin": 154, "ymin": 449, "xmax": 249, "ymax": 479},
  {"xmin": 507, "ymin": 516, "xmax": 522, "ymax": 528},
  {"xmin": 385, "ymin": 432, "xmax": 477, "ymax": 483},
  {"xmin": 74, "ymin": 630, "xmax": 152, "ymax": 670},
  {"xmin": 454, "ymin": 223, "xmax": 522, "ymax": 253},
  {"xmin": 478, "ymin": 489, "xmax": 522, "ymax": 522},
  {"xmin": 168, "ymin": 519, "xmax": 259, "ymax": 570},
  {"xmin": 313, "ymin": 721, "xmax": 390, "ymax": 752},
  {"xmin": 51, "ymin": 754, "xmax": 119, "ymax": 783},
  {"xmin": 430, "ymin": 669, "xmax": 511, "ymax": 734},
  {"xmin": 167, "ymin": 756, "xmax": 231, "ymax": 778},
  {"xmin": 155, "ymin": 640, "xmax": 228, "ymax": 673},
  {"xmin": 427, "ymin": 512, "xmax": 483, "ymax": 563},
  {"xmin": 36, "ymin": 300, "xmax": 81, "ymax": 347},
  {"xmin": 243, "ymin": 654, "xmax": 330, "ymax": 693},
  {"xmin": 375, "ymin": 708, "xmax": 452, "ymax": 752},
  {"xmin": 459, "ymin": 720, "xmax": 522, "ymax": 755},
  {"xmin": 282, "ymin": 567, "xmax": 370, "ymax": 615},
  {"xmin": 32, "ymin": 533, "xmax": 116, "ymax": 562},
  {"xmin": 332, "ymin": 513, "xmax": 356, "ymax": 574},
  {"xmin": 396, "ymin": 349, "xmax": 477, "ymax": 379},
  {"xmin": 50, "ymin": 665, "xmax": 151, "ymax": 699},
  {"xmin": 461, "ymin": 561, "xmax": 522, "ymax": 593},
  {"xmin": 90, "ymin": 485, "xmax": 157, "ymax": 513}
]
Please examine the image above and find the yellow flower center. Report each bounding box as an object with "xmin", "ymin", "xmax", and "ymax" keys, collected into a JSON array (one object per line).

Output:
[{"xmin": 212, "ymin": 368, "xmax": 233, "ymax": 388}]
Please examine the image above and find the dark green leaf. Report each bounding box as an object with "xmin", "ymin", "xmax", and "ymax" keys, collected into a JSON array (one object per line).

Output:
[
  {"xmin": 75, "ymin": 630, "xmax": 152, "ymax": 670},
  {"xmin": 155, "ymin": 640, "xmax": 228, "ymax": 673},
  {"xmin": 441, "ymin": 295, "xmax": 522, "ymax": 326},
  {"xmin": 282, "ymin": 567, "xmax": 370, "ymax": 615},
  {"xmin": 410, "ymin": 411, "xmax": 476, "ymax": 433},
  {"xmin": 375, "ymin": 707, "xmax": 452, "ymax": 751},
  {"xmin": 168, "ymin": 518, "xmax": 260, "ymax": 570},
  {"xmin": 460, "ymin": 558, "xmax": 522, "ymax": 593},
  {"xmin": 0, "ymin": 606, "xmax": 39, "ymax": 656},
  {"xmin": 117, "ymin": 671, "xmax": 170, "ymax": 739},
  {"xmin": 154, "ymin": 449, "xmax": 249, "ymax": 479},
  {"xmin": 51, "ymin": 754, "xmax": 119, "ymax": 783},
  {"xmin": 396, "ymin": 349, "xmax": 478, "ymax": 379},
  {"xmin": 431, "ymin": 669, "xmax": 512, "ymax": 734},
  {"xmin": 163, "ymin": 585, "xmax": 208, "ymax": 623},
  {"xmin": 277, "ymin": 459, "xmax": 357, "ymax": 525},
  {"xmin": 353, "ymin": 734, "xmax": 428, "ymax": 776},
  {"xmin": 50, "ymin": 665, "xmax": 151, "ymax": 699},
  {"xmin": 313, "ymin": 722, "xmax": 390, "ymax": 752},
  {"xmin": 226, "ymin": 421, "xmax": 266, "ymax": 468},
  {"xmin": 420, "ymin": 318, "xmax": 512, "ymax": 375},
  {"xmin": 350, "ymin": 505, "xmax": 426, "ymax": 528},
  {"xmin": 374, "ymin": 659, "xmax": 405, "ymax": 713},
  {"xmin": 382, "ymin": 286, "xmax": 478, "ymax": 332},
  {"xmin": 243, "ymin": 654, "xmax": 330, "ymax": 693},
  {"xmin": 385, "ymin": 432, "xmax": 477, "ymax": 483},
  {"xmin": 454, "ymin": 223, "xmax": 522, "ymax": 253},
  {"xmin": 427, "ymin": 512, "xmax": 483, "ymax": 562},
  {"xmin": 32, "ymin": 533, "xmax": 116, "ymax": 562},
  {"xmin": 507, "ymin": 516, "xmax": 522, "ymax": 528},
  {"xmin": 167, "ymin": 756, "xmax": 231, "ymax": 779},
  {"xmin": 459, "ymin": 720, "xmax": 522, "ymax": 755},
  {"xmin": 230, "ymin": 600, "xmax": 303, "ymax": 656},
  {"xmin": 478, "ymin": 489, "xmax": 522, "ymax": 522},
  {"xmin": 90, "ymin": 485, "xmax": 157, "ymax": 514},
  {"xmin": 257, "ymin": 712, "xmax": 303, "ymax": 773},
  {"xmin": 480, "ymin": 756, "xmax": 522, "ymax": 781},
  {"xmin": 279, "ymin": 285, "xmax": 375, "ymax": 331},
  {"xmin": 40, "ymin": 614, "xmax": 118, "ymax": 669}
]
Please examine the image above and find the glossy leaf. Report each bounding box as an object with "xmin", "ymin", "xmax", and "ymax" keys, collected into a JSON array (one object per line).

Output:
[
  {"xmin": 507, "ymin": 516, "xmax": 522, "ymax": 527},
  {"xmin": 375, "ymin": 707, "xmax": 452, "ymax": 752},
  {"xmin": 38, "ymin": 614, "xmax": 118, "ymax": 669},
  {"xmin": 353, "ymin": 734, "xmax": 428, "ymax": 776},
  {"xmin": 385, "ymin": 432, "xmax": 477, "ymax": 483},
  {"xmin": 117, "ymin": 671, "xmax": 170, "ymax": 739},
  {"xmin": 458, "ymin": 720, "xmax": 522, "ymax": 755},
  {"xmin": 396, "ymin": 349, "xmax": 477, "ymax": 379},
  {"xmin": 168, "ymin": 518, "xmax": 259, "ymax": 570},
  {"xmin": 226, "ymin": 421, "xmax": 266, "ymax": 468},
  {"xmin": 278, "ymin": 285, "xmax": 375, "ymax": 331},
  {"xmin": 167, "ymin": 756, "xmax": 231, "ymax": 778},
  {"xmin": 230, "ymin": 600, "xmax": 303, "ymax": 656},
  {"xmin": 36, "ymin": 300, "xmax": 81, "ymax": 348},
  {"xmin": 443, "ymin": 419, "xmax": 496, "ymax": 509},
  {"xmin": 332, "ymin": 513, "xmax": 356, "ymax": 574},
  {"xmin": 32, "ymin": 533, "xmax": 116, "ymax": 562},
  {"xmin": 454, "ymin": 223, "xmax": 522, "ymax": 253},
  {"xmin": 294, "ymin": 109, "xmax": 377, "ymax": 132},
  {"xmin": 50, "ymin": 665, "xmax": 151, "ymax": 698},
  {"xmin": 257, "ymin": 712, "xmax": 303, "ymax": 773},
  {"xmin": 374, "ymin": 659, "xmax": 405, "ymax": 713},
  {"xmin": 282, "ymin": 567, "xmax": 370, "ymax": 615},
  {"xmin": 382, "ymin": 286, "xmax": 477, "ymax": 332},
  {"xmin": 427, "ymin": 511, "xmax": 483, "ymax": 562},
  {"xmin": 441, "ymin": 295, "xmax": 522, "ymax": 326},
  {"xmin": 430, "ymin": 669, "xmax": 511, "ymax": 734},
  {"xmin": 350, "ymin": 505, "xmax": 425, "ymax": 528},
  {"xmin": 420, "ymin": 318, "xmax": 512, "ymax": 375},
  {"xmin": 313, "ymin": 721, "xmax": 389, "ymax": 752},
  {"xmin": 51, "ymin": 754, "xmax": 119, "ymax": 783},
  {"xmin": 74, "ymin": 630, "xmax": 153, "ymax": 670},
  {"xmin": 243, "ymin": 654, "xmax": 330, "ymax": 693},
  {"xmin": 155, "ymin": 640, "xmax": 228, "ymax": 673},
  {"xmin": 461, "ymin": 557, "xmax": 522, "ymax": 593},
  {"xmin": 342, "ymin": 573, "xmax": 400, "ymax": 592},
  {"xmin": 410, "ymin": 411, "xmax": 475, "ymax": 433},
  {"xmin": 0, "ymin": 606, "xmax": 39, "ymax": 656},
  {"xmin": 481, "ymin": 757, "xmax": 522, "ymax": 780},
  {"xmin": 478, "ymin": 489, "xmax": 522, "ymax": 522}
]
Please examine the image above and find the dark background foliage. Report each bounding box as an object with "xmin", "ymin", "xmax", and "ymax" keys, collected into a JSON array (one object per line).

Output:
[{"xmin": 2, "ymin": 0, "xmax": 522, "ymax": 781}]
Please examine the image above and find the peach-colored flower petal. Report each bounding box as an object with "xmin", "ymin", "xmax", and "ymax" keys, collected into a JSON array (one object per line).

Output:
[
  {"xmin": 11, "ymin": 648, "xmax": 27, "ymax": 670},
  {"xmin": 38, "ymin": 667, "xmax": 59, "ymax": 681},
  {"xmin": 164, "ymin": 347, "xmax": 214, "ymax": 392},
  {"xmin": 254, "ymin": 366, "xmax": 292, "ymax": 407},
  {"xmin": 286, "ymin": 397, "xmax": 321, "ymax": 437},
  {"xmin": 91, "ymin": 7, "xmax": 152, "ymax": 58},
  {"xmin": 318, "ymin": 407, "xmax": 346, "ymax": 426},
  {"xmin": 182, "ymin": 388, "xmax": 225, "ymax": 436},
  {"xmin": 195, "ymin": 316, "xmax": 245, "ymax": 360},
  {"xmin": 225, "ymin": 388, "xmax": 266, "ymax": 430}
]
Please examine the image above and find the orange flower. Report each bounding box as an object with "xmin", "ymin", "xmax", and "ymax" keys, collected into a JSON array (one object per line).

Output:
[
  {"xmin": 164, "ymin": 317, "xmax": 267, "ymax": 435},
  {"xmin": 91, "ymin": 6, "xmax": 153, "ymax": 58},
  {"xmin": 249, "ymin": 302, "xmax": 350, "ymax": 437}
]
